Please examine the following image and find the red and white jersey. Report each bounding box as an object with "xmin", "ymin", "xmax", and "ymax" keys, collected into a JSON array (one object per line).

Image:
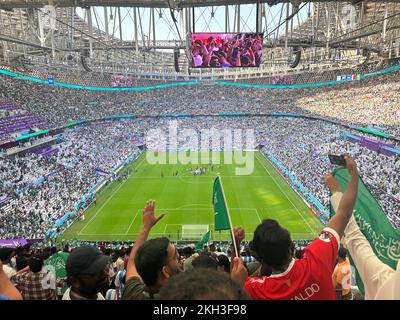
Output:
[{"xmin": 244, "ymin": 227, "xmax": 340, "ymax": 300}]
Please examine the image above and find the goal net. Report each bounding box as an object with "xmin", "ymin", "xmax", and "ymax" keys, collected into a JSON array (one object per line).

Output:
[{"xmin": 181, "ymin": 225, "xmax": 209, "ymax": 240}]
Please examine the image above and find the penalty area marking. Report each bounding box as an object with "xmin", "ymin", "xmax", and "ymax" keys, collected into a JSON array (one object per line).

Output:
[{"xmin": 125, "ymin": 209, "xmax": 141, "ymax": 235}]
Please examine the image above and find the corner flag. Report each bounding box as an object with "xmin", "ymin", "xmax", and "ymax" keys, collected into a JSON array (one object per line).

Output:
[
  {"xmin": 212, "ymin": 176, "xmax": 238, "ymax": 256},
  {"xmin": 330, "ymin": 167, "xmax": 399, "ymax": 295}
]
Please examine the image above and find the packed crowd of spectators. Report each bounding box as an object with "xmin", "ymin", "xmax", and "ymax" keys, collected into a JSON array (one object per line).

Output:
[
  {"xmin": 0, "ymin": 121, "xmax": 142, "ymax": 239},
  {"xmin": 0, "ymin": 80, "xmax": 398, "ymax": 301},
  {"xmin": 0, "ymin": 115, "xmax": 399, "ymax": 240},
  {"xmin": 0, "ymin": 69, "xmax": 399, "ymax": 137},
  {"xmin": 255, "ymin": 117, "xmax": 400, "ymax": 228},
  {"xmin": 0, "ymin": 235, "xmax": 329, "ymax": 301}
]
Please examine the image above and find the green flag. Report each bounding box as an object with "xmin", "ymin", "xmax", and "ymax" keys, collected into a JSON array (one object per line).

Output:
[
  {"xmin": 330, "ymin": 168, "xmax": 400, "ymax": 295},
  {"xmin": 44, "ymin": 252, "xmax": 69, "ymax": 278},
  {"xmin": 213, "ymin": 176, "xmax": 231, "ymax": 230},
  {"xmin": 195, "ymin": 230, "xmax": 211, "ymax": 251},
  {"xmin": 44, "ymin": 251, "xmax": 70, "ymax": 296}
]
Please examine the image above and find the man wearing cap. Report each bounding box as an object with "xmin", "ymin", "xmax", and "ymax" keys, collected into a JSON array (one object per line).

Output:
[{"xmin": 62, "ymin": 246, "xmax": 110, "ymax": 300}]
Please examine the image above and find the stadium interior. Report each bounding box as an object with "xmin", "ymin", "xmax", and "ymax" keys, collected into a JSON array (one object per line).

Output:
[{"xmin": 0, "ymin": 0, "xmax": 399, "ymax": 302}]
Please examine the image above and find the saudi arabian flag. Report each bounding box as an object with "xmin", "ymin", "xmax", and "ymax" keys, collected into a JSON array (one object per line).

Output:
[
  {"xmin": 330, "ymin": 167, "xmax": 400, "ymax": 295},
  {"xmin": 213, "ymin": 176, "xmax": 232, "ymax": 231},
  {"xmin": 195, "ymin": 230, "xmax": 211, "ymax": 251}
]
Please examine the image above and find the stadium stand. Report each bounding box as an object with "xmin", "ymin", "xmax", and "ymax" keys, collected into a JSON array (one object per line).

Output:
[{"xmin": 0, "ymin": 67, "xmax": 399, "ymax": 301}]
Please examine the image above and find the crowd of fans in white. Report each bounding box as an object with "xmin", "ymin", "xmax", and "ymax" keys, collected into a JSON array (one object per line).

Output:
[
  {"xmin": 0, "ymin": 69, "xmax": 399, "ymax": 240},
  {"xmin": 0, "ymin": 121, "xmax": 142, "ymax": 239},
  {"xmin": 0, "ymin": 69, "xmax": 399, "ymax": 137},
  {"xmin": 255, "ymin": 117, "xmax": 400, "ymax": 228}
]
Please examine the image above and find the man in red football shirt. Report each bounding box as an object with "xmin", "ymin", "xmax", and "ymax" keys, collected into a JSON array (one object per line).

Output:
[{"xmin": 231, "ymin": 155, "xmax": 359, "ymax": 300}]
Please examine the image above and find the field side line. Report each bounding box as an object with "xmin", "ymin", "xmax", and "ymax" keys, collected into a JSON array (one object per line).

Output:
[
  {"xmin": 78, "ymin": 156, "xmax": 146, "ymax": 235},
  {"xmin": 163, "ymin": 224, "xmax": 168, "ymax": 235},
  {"xmin": 78, "ymin": 182, "xmax": 125, "ymax": 235},
  {"xmin": 125, "ymin": 209, "xmax": 141, "ymax": 235},
  {"xmin": 255, "ymin": 153, "xmax": 316, "ymax": 235}
]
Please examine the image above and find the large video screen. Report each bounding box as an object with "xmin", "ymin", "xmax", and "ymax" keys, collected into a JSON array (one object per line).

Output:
[{"xmin": 191, "ymin": 33, "xmax": 263, "ymax": 68}]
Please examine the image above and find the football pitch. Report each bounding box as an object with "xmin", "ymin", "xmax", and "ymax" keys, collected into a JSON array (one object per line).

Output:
[{"xmin": 63, "ymin": 151, "xmax": 323, "ymax": 242}]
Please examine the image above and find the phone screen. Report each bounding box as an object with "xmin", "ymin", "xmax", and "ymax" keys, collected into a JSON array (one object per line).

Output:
[{"xmin": 328, "ymin": 155, "xmax": 346, "ymax": 166}]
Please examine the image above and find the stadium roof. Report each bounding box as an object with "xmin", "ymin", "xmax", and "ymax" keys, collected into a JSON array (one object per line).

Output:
[
  {"xmin": 0, "ymin": 0, "xmax": 387, "ymax": 10},
  {"xmin": 1, "ymin": 1, "xmax": 399, "ymax": 78}
]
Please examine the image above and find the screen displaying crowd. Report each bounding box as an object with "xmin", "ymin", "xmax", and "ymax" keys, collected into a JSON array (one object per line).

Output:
[
  {"xmin": 111, "ymin": 75, "xmax": 133, "ymax": 88},
  {"xmin": 191, "ymin": 33, "xmax": 263, "ymax": 68}
]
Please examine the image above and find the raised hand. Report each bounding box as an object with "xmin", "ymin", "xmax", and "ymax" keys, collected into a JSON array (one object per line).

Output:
[
  {"xmin": 342, "ymin": 154, "xmax": 358, "ymax": 176},
  {"xmin": 142, "ymin": 200, "xmax": 165, "ymax": 231},
  {"xmin": 233, "ymin": 226, "xmax": 245, "ymax": 245}
]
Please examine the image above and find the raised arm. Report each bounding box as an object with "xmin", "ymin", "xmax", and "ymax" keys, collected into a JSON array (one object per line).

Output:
[
  {"xmin": 125, "ymin": 200, "xmax": 165, "ymax": 281},
  {"xmin": 326, "ymin": 155, "xmax": 359, "ymax": 239},
  {"xmin": 199, "ymin": 42, "xmax": 211, "ymax": 67}
]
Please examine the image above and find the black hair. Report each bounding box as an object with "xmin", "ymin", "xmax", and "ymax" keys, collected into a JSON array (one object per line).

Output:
[
  {"xmin": 252, "ymin": 219, "xmax": 292, "ymax": 269},
  {"xmin": 338, "ymin": 247, "xmax": 347, "ymax": 260},
  {"xmin": 0, "ymin": 248, "xmax": 14, "ymax": 263},
  {"xmin": 28, "ymin": 254, "xmax": 44, "ymax": 273},
  {"xmin": 118, "ymin": 249, "xmax": 126, "ymax": 258},
  {"xmin": 16, "ymin": 255, "xmax": 28, "ymax": 271},
  {"xmin": 248, "ymin": 241, "xmax": 261, "ymax": 262},
  {"xmin": 294, "ymin": 248, "xmax": 303, "ymax": 260},
  {"xmin": 42, "ymin": 247, "xmax": 52, "ymax": 260},
  {"xmin": 192, "ymin": 254, "xmax": 217, "ymax": 270},
  {"xmin": 159, "ymin": 269, "xmax": 248, "ymax": 300},
  {"xmin": 15, "ymin": 246, "xmax": 25, "ymax": 255},
  {"xmin": 181, "ymin": 246, "xmax": 194, "ymax": 258},
  {"xmin": 135, "ymin": 237, "xmax": 170, "ymax": 287},
  {"xmin": 215, "ymin": 254, "xmax": 230, "ymax": 273}
]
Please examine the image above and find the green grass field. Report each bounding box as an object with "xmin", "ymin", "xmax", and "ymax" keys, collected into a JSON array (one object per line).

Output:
[{"xmin": 62, "ymin": 151, "xmax": 323, "ymax": 242}]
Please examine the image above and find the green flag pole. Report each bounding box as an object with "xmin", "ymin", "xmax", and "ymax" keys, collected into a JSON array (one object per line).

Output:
[{"xmin": 217, "ymin": 176, "xmax": 239, "ymax": 257}]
